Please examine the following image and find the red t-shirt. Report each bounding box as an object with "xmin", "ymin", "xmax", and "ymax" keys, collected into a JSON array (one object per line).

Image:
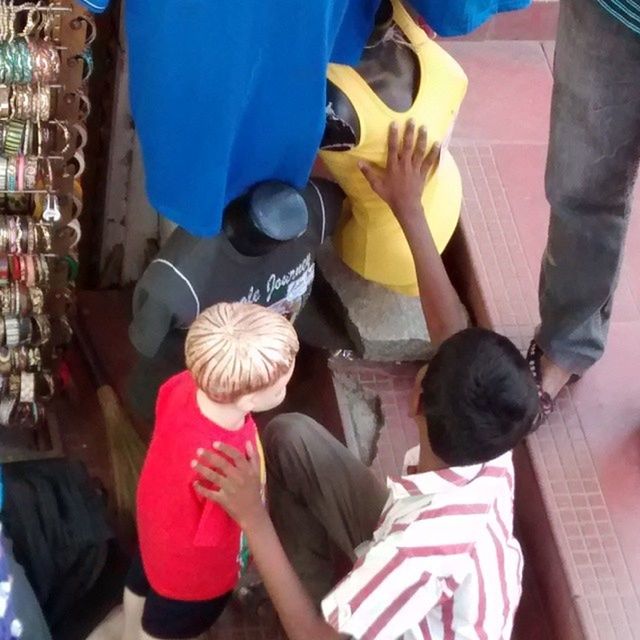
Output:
[{"xmin": 136, "ymin": 370, "xmax": 262, "ymax": 601}]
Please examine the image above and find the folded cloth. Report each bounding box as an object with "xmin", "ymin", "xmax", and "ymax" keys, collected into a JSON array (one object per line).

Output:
[
  {"xmin": 412, "ymin": 0, "xmax": 531, "ymax": 36},
  {"xmin": 73, "ymin": 0, "xmax": 530, "ymax": 236}
]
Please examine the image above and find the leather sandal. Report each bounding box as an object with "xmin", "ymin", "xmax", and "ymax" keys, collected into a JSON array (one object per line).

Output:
[
  {"xmin": 526, "ymin": 340, "xmax": 581, "ymax": 430},
  {"xmin": 527, "ymin": 340, "xmax": 554, "ymax": 430}
]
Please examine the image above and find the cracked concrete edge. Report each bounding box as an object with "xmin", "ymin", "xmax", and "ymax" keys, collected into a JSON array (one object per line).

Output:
[
  {"xmin": 316, "ymin": 244, "xmax": 432, "ymax": 362},
  {"xmin": 329, "ymin": 366, "xmax": 385, "ymax": 466}
]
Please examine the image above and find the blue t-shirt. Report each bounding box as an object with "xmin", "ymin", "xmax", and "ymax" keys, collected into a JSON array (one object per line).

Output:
[
  {"xmin": 76, "ymin": 1, "xmax": 530, "ymax": 235},
  {"xmin": 412, "ymin": 0, "xmax": 531, "ymax": 35}
]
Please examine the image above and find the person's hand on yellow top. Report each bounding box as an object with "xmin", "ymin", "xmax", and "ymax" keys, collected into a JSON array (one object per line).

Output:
[
  {"xmin": 361, "ymin": 119, "xmax": 466, "ymax": 346},
  {"xmin": 359, "ymin": 119, "xmax": 441, "ymax": 230}
]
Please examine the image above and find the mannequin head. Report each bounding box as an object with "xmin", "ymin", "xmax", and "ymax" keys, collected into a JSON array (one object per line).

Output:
[
  {"xmin": 185, "ymin": 302, "xmax": 299, "ymax": 416},
  {"xmin": 322, "ymin": 0, "xmax": 418, "ymax": 149},
  {"xmin": 222, "ymin": 181, "xmax": 309, "ymax": 257}
]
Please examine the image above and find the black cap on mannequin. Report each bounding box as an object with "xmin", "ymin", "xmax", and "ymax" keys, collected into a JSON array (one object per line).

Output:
[{"xmin": 222, "ymin": 181, "xmax": 309, "ymax": 257}]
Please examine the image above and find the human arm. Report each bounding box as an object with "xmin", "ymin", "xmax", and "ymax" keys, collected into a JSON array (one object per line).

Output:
[
  {"xmin": 192, "ymin": 444, "xmax": 345, "ymax": 640},
  {"xmin": 359, "ymin": 120, "xmax": 468, "ymax": 346}
]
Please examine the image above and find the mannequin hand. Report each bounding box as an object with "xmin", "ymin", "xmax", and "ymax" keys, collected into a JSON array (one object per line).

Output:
[
  {"xmin": 359, "ymin": 120, "xmax": 440, "ymax": 229},
  {"xmin": 192, "ymin": 441, "xmax": 266, "ymax": 529}
]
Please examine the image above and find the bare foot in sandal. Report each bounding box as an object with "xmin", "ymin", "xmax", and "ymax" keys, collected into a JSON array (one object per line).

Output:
[
  {"xmin": 527, "ymin": 341, "xmax": 580, "ymax": 427},
  {"xmin": 539, "ymin": 354, "xmax": 573, "ymax": 402}
]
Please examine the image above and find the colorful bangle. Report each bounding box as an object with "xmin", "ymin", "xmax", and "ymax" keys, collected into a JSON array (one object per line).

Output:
[
  {"xmin": 40, "ymin": 373, "xmax": 55, "ymax": 401},
  {"xmin": 0, "ymin": 288, "xmax": 9, "ymax": 315},
  {"xmin": 18, "ymin": 316, "xmax": 31, "ymax": 345},
  {"xmin": 19, "ymin": 283, "xmax": 28, "ymax": 316},
  {"xmin": 41, "ymin": 224, "xmax": 52, "ymax": 253},
  {"xmin": 12, "ymin": 347, "xmax": 28, "ymax": 373},
  {"xmin": 6, "ymin": 156, "xmax": 17, "ymax": 191},
  {"xmin": 25, "ymin": 156, "xmax": 37, "ymax": 189},
  {"xmin": 29, "ymin": 286, "xmax": 44, "ymax": 315},
  {"xmin": 4, "ymin": 120, "xmax": 25, "ymax": 156},
  {"xmin": 0, "ymin": 85, "xmax": 9, "ymax": 118},
  {"xmin": 16, "ymin": 155, "xmax": 25, "ymax": 192},
  {"xmin": 25, "ymin": 255, "xmax": 36, "ymax": 287},
  {"xmin": 0, "ymin": 346, "xmax": 9, "ymax": 375},
  {"xmin": 0, "ymin": 396, "xmax": 16, "ymax": 426},
  {"xmin": 5, "ymin": 317, "xmax": 20, "ymax": 348},
  {"xmin": 0, "ymin": 257, "xmax": 8, "ymax": 287},
  {"xmin": 19, "ymin": 372, "xmax": 34, "ymax": 403},
  {"xmin": 0, "ymin": 222, "xmax": 5, "ymax": 254},
  {"xmin": 65, "ymin": 255, "xmax": 79, "ymax": 281},
  {"xmin": 32, "ymin": 314, "xmax": 50, "ymax": 346},
  {"xmin": 0, "ymin": 156, "xmax": 7, "ymax": 192},
  {"xmin": 26, "ymin": 347, "xmax": 41, "ymax": 372},
  {"xmin": 18, "ymin": 218, "xmax": 25, "ymax": 253},
  {"xmin": 12, "ymin": 282, "xmax": 20, "ymax": 316},
  {"xmin": 10, "ymin": 254, "xmax": 21, "ymax": 282}
]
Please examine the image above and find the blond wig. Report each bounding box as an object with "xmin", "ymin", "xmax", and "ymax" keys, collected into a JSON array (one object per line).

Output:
[{"xmin": 185, "ymin": 302, "xmax": 299, "ymax": 403}]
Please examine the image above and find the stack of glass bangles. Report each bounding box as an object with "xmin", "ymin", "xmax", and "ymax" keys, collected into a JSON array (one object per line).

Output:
[
  {"xmin": 0, "ymin": 345, "xmax": 43, "ymax": 374},
  {"xmin": 0, "ymin": 313, "xmax": 51, "ymax": 350},
  {"xmin": 0, "ymin": 38, "xmax": 60, "ymax": 85},
  {"xmin": 0, "ymin": 282, "xmax": 45, "ymax": 316},
  {"xmin": 0, "ymin": 155, "xmax": 45, "ymax": 192},
  {"xmin": 0, "ymin": 85, "xmax": 53, "ymax": 122},
  {"xmin": 0, "ymin": 254, "xmax": 51, "ymax": 286},
  {"xmin": 0, "ymin": 216, "xmax": 54, "ymax": 253}
]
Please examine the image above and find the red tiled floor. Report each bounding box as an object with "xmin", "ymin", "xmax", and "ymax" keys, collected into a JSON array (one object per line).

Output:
[
  {"xmin": 445, "ymin": 39, "xmax": 640, "ymax": 640},
  {"xmin": 442, "ymin": 41, "xmax": 552, "ymax": 144},
  {"xmin": 328, "ymin": 357, "xmax": 421, "ymax": 482}
]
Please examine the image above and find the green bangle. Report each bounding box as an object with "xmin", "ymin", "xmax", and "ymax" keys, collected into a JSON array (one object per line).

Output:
[
  {"xmin": 65, "ymin": 256, "xmax": 79, "ymax": 281},
  {"xmin": 0, "ymin": 43, "xmax": 7, "ymax": 84},
  {"xmin": 4, "ymin": 120, "xmax": 24, "ymax": 155}
]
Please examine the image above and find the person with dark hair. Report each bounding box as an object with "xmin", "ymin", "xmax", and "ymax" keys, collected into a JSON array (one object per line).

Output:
[{"xmin": 192, "ymin": 122, "xmax": 539, "ymax": 640}]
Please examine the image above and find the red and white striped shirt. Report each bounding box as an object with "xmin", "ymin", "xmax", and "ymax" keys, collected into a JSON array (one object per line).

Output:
[{"xmin": 322, "ymin": 449, "xmax": 523, "ymax": 640}]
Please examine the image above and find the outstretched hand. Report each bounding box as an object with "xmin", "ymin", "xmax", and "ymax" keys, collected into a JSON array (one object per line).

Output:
[
  {"xmin": 359, "ymin": 119, "xmax": 440, "ymax": 228},
  {"xmin": 192, "ymin": 441, "xmax": 265, "ymax": 529}
]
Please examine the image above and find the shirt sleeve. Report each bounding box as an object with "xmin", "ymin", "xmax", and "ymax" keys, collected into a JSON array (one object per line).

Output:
[
  {"xmin": 129, "ymin": 262, "xmax": 198, "ymax": 358},
  {"xmin": 129, "ymin": 297, "xmax": 173, "ymax": 359},
  {"xmin": 321, "ymin": 542, "xmax": 444, "ymax": 640}
]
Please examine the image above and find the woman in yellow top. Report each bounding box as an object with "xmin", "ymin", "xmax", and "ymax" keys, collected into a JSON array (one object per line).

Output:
[{"xmin": 320, "ymin": 0, "xmax": 467, "ymax": 296}]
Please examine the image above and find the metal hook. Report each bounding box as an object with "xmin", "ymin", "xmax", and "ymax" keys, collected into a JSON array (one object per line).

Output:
[{"xmin": 42, "ymin": 192, "xmax": 61, "ymax": 222}]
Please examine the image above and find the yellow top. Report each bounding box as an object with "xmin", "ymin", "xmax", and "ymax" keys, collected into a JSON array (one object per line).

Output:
[{"xmin": 320, "ymin": 0, "xmax": 468, "ymax": 296}]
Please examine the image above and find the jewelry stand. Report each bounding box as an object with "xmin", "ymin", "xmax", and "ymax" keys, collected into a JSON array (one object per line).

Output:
[{"xmin": 0, "ymin": 0, "xmax": 91, "ymax": 463}]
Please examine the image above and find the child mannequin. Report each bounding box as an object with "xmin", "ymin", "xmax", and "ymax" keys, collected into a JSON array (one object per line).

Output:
[{"xmin": 121, "ymin": 302, "xmax": 299, "ymax": 640}]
